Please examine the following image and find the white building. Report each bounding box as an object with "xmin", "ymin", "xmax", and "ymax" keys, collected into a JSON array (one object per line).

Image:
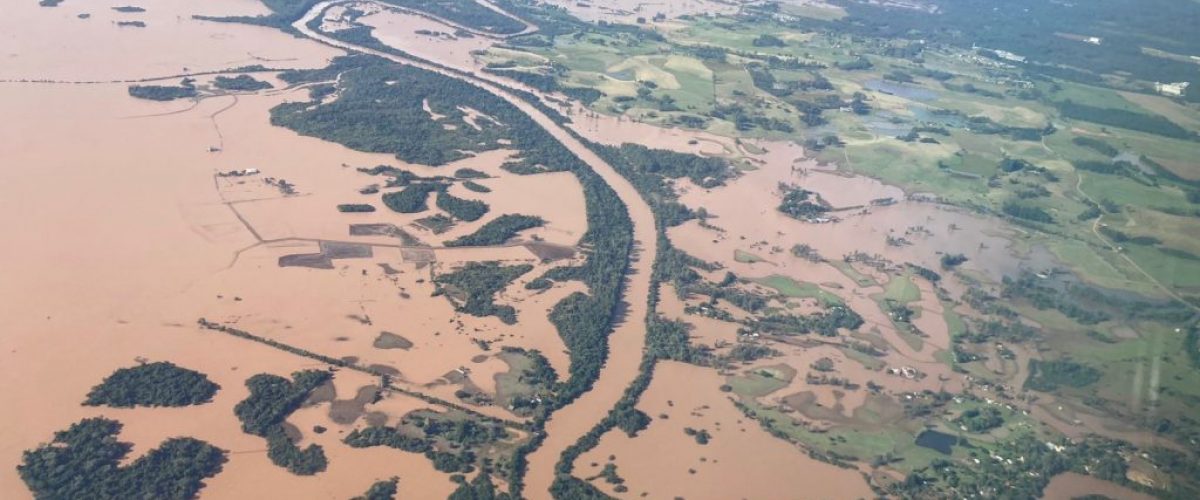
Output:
[
  {"xmin": 1155, "ymin": 81, "xmax": 1190, "ymax": 97},
  {"xmin": 994, "ymin": 50, "xmax": 1026, "ymax": 63}
]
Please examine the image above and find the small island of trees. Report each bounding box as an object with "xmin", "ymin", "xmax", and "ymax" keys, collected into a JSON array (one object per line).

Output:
[
  {"xmin": 84, "ymin": 361, "xmax": 220, "ymax": 408},
  {"xmin": 128, "ymin": 78, "xmax": 197, "ymax": 101},
  {"xmin": 436, "ymin": 190, "xmax": 489, "ymax": 221},
  {"xmin": 443, "ymin": 214, "xmax": 544, "ymax": 247},
  {"xmin": 777, "ymin": 184, "xmax": 831, "ymax": 221},
  {"xmin": 435, "ymin": 261, "xmax": 533, "ymax": 324},
  {"xmin": 18, "ymin": 417, "xmax": 227, "ymax": 499},
  {"xmin": 234, "ymin": 370, "xmax": 333, "ymax": 475},
  {"xmin": 352, "ymin": 477, "xmax": 399, "ymax": 500},
  {"xmin": 213, "ymin": 74, "xmax": 273, "ymax": 91}
]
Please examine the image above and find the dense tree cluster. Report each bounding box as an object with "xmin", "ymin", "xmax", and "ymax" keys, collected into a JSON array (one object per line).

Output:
[
  {"xmin": 84, "ymin": 361, "xmax": 220, "ymax": 408},
  {"xmin": 726, "ymin": 343, "xmax": 780, "ymax": 362},
  {"xmin": 213, "ymin": 74, "xmax": 273, "ymax": 91},
  {"xmin": 752, "ymin": 33, "xmax": 786, "ymax": 47},
  {"xmin": 128, "ymin": 79, "xmax": 197, "ymax": 101},
  {"xmin": 450, "ymin": 471, "xmax": 511, "ymax": 500},
  {"xmin": 742, "ymin": 306, "xmax": 864, "ymax": 337},
  {"xmin": 1058, "ymin": 101, "xmax": 1193, "ymax": 140},
  {"xmin": 344, "ymin": 426, "xmax": 430, "ymax": 453},
  {"xmin": 443, "ymin": 214, "xmax": 544, "ymax": 247},
  {"xmin": 889, "ymin": 433, "xmax": 1069, "ymax": 498},
  {"xmin": 587, "ymin": 141, "xmax": 732, "ymax": 227},
  {"xmin": 265, "ymin": 427, "xmax": 327, "ymax": 475},
  {"xmin": 462, "ymin": 180, "xmax": 492, "ymax": 193},
  {"xmin": 484, "ymin": 67, "xmax": 561, "ymax": 93},
  {"xmin": 435, "ymin": 261, "xmax": 533, "ymax": 324},
  {"xmin": 378, "ymin": 0, "xmax": 526, "ymax": 35},
  {"xmin": 352, "ymin": 477, "xmax": 399, "ymax": 500},
  {"xmin": 1024, "ymin": 359, "xmax": 1102, "ymax": 392},
  {"xmin": 957, "ymin": 407, "xmax": 1005, "ymax": 432},
  {"xmin": 709, "ymin": 101, "xmax": 795, "ymax": 132},
  {"xmin": 777, "ymin": 184, "xmax": 831, "ymax": 220},
  {"xmin": 1001, "ymin": 199, "xmax": 1054, "ymax": 223},
  {"xmin": 612, "ymin": 406, "xmax": 651, "ymax": 437},
  {"xmin": 454, "ymin": 168, "xmax": 489, "ymax": 179},
  {"xmin": 437, "ymin": 191, "xmax": 489, "ymax": 221},
  {"xmin": 964, "ymin": 116, "xmax": 1052, "ymax": 142},
  {"xmin": 382, "ymin": 183, "xmax": 440, "ymax": 213},
  {"xmin": 345, "ymin": 412, "xmax": 509, "ymax": 474},
  {"xmin": 272, "ymin": 62, "xmax": 505, "ymax": 166},
  {"xmin": 234, "ymin": 370, "xmax": 330, "ymax": 435},
  {"xmin": 940, "ymin": 253, "xmax": 968, "ymax": 269},
  {"xmin": 18, "ymin": 418, "xmax": 226, "ymax": 499},
  {"xmin": 233, "ymin": 370, "xmax": 332, "ymax": 475},
  {"xmin": 1186, "ymin": 325, "xmax": 1200, "ymax": 369},
  {"xmin": 1071, "ymin": 136, "xmax": 1119, "ymax": 157}
]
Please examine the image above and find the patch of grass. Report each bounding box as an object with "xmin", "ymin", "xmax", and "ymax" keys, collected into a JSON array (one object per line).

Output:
[
  {"xmin": 736, "ymin": 398, "xmax": 941, "ymax": 473},
  {"xmin": 1043, "ymin": 238, "xmax": 1157, "ymax": 295},
  {"xmin": 493, "ymin": 349, "xmax": 557, "ymax": 418},
  {"xmin": 841, "ymin": 347, "xmax": 887, "ymax": 371},
  {"xmin": 1123, "ymin": 244, "xmax": 1200, "ymax": 291},
  {"xmin": 734, "ymin": 249, "xmax": 767, "ymax": 264},
  {"xmin": 753, "ymin": 275, "xmax": 844, "ymax": 306},
  {"xmin": 881, "ymin": 273, "xmax": 921, "ymax": 303},
  {"xmin": 726, "ymin": 365, "xmax": 794, "ymax": 398},
  {"xmin": 941, "ymin": 302, "xmax": 967, "ymax": 338},
  {"xmin": 830, "ymin": 260, "xmax": 876, "ymax": 287}
]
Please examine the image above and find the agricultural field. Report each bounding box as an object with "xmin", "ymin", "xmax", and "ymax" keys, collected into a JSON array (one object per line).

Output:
[
  {"xmin": 467, "ymin": 0, "xmax": 1200, "ymax": 497},
  {"xmin": 4, "ymin": 0, "xmax": 1199, "ymax": 499}
]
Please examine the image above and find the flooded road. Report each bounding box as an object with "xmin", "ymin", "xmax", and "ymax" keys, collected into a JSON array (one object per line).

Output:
[{"xmin": 292, "ymin": 3, "xmax": 659, "ymax": 497}]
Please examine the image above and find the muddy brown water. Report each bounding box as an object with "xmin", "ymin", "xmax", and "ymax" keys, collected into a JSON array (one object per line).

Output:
[
  {"xmin": 0, "ymin": 3, "xmax": 608, "ymax": 496},
  {"xmin": 1042, "ymin": 472, "xmax": 1154, "ymax": 500},
  {"xmin": 292, "ymin": 7, "xmax": 663, "ymax": 497},
  {"xmin": 574, "ymin": 361, "xmax": 873, "ymax": 499}
]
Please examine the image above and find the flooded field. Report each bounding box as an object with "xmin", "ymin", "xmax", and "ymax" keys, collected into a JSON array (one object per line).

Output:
[
  {"xmin": 2, "ymin": 0, "xmax": 339, "ymax": 81},
  {"xmin": 361, "ymin": 7, "xmax": 496, "ymax": 71},
  {"xmin": 8, "ymin": 0, "xmax": 1192, "ymax": 498},
  {"xmin": 574, "ymin": 362, "xmax": 873, "ymax": 498},
  {"xmin": 0, "ymin": 4, "xmax": 597, "ymax": 495},
  {"xmin": 1043, "ymin": 472, "xmax": 1155, "ymax": 500},
  {"xmin": 0, "ymin": 78, "xmax": 466, "ymax": 497}
]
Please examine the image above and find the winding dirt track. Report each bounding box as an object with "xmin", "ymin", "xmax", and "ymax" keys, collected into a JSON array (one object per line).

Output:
[{"xmin": 294, "ymin": 3, "xmax": 658, "ymax": 497}]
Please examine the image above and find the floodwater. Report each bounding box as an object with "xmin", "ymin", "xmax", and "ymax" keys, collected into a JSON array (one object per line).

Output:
[
  {"xmin": 574, "ymin": 362, "xmax": 873, "ymax": 499},
  {"xmin": 293, "ymin": 7, "xmax": 664, "ymax": 498},
  {"xmin": 0, "ymin": 2, "xmax": 615, "ymax": 496},
  {"xmin": 1042, "ymin": 472, "xmax": 1154, "ymax": 500},
  {"xmin": 1, "ymin": 0, "xmax": 340, "ymax": 82},
  {"xmin": 361, "ymin": 7, "xmax": 496, "ymax": 71},
  {"xmin": 0, "ymin": 79, "xmax": 479, "ymax": 497},
  {"xmin": 1, "ymin": 1, "xmax": 1111, "ymax": 498}
]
